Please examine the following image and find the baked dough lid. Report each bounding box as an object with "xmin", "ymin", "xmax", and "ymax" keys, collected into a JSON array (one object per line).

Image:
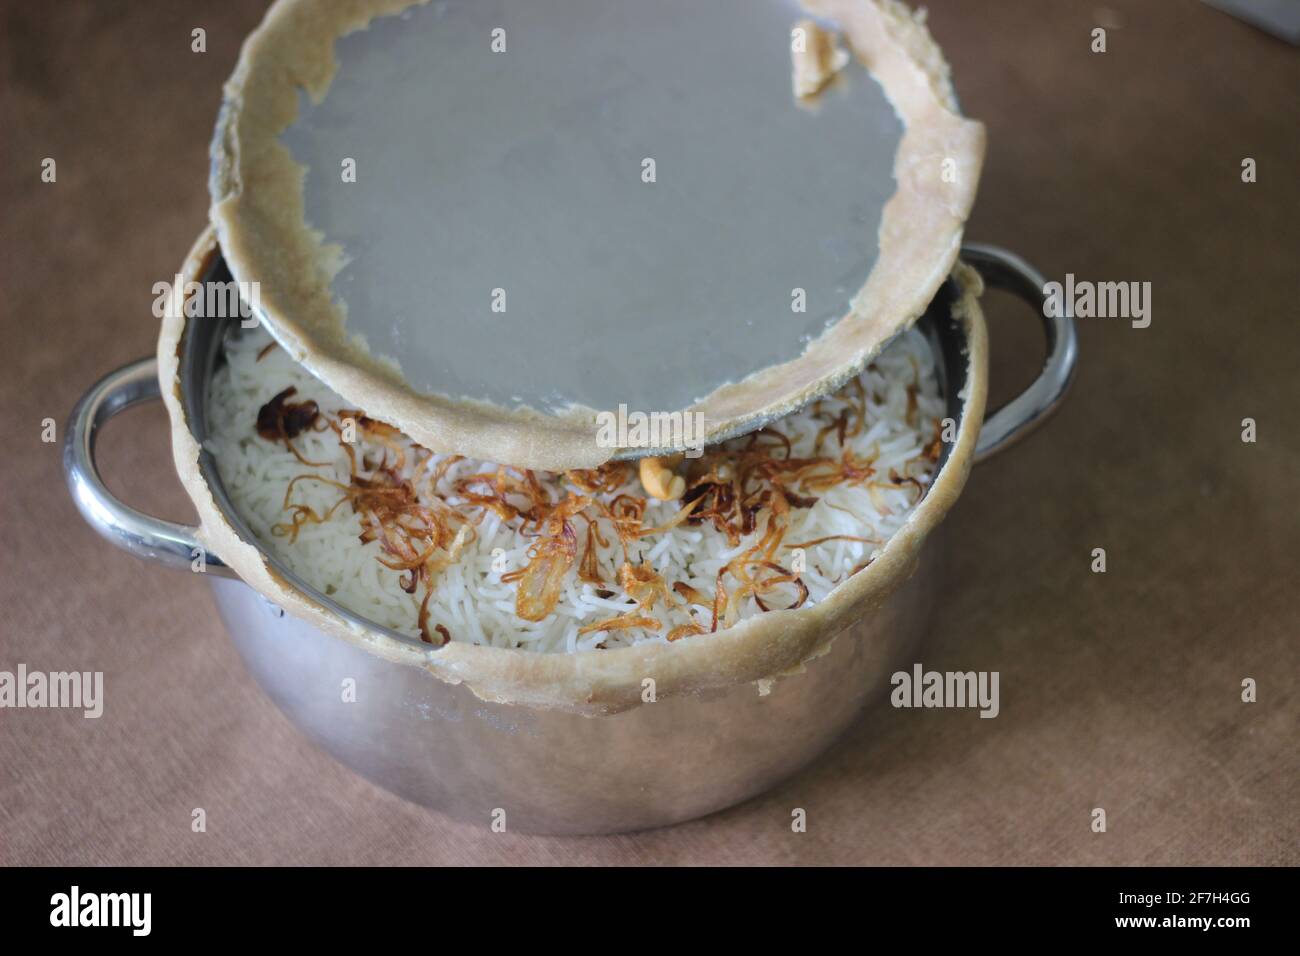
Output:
[{"xmin": 209, "ymin": 0, "xmax": 984, "ymax": 471}]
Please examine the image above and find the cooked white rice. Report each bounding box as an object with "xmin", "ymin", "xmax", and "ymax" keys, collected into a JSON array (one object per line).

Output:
[{"xmin": 205, "ymin": 327, "xmax": 944, "ymax": 652}]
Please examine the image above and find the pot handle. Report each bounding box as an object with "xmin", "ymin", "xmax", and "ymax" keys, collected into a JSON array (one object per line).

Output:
[
  {"xmin": 961, "ymin": 243, "xmax": 1078, "ymax": 463},
  {"xmin": 64, "ymin": 358, "xmax": 235, "ymax": 577}
]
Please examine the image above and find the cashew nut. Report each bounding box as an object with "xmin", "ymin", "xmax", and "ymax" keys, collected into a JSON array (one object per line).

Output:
[
  {"xmin": 791, "ymin": 19, "xmax": 850, "ymax": 101},
  {"xmin": 639, "ymin": 454, "xmax": 686, "ymax": 501}
]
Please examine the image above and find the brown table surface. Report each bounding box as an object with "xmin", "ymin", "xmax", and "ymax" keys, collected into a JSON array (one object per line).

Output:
[{"xmin": 2, "ymin": 0, "xmax": 1296, "ymax": 866}]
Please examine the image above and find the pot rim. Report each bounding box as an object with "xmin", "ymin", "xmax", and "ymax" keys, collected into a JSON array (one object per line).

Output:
[{"xmin": 150, "ymin": 228, "xmax": 991, "ymax": 715}]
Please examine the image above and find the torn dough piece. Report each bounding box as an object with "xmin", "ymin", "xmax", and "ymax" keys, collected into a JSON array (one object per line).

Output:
[{"xmin": 792, "ymin": 19, "xmax": 851, "ymax": 99}]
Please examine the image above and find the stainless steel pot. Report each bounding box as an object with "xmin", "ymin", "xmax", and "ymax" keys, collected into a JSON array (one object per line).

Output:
[{"xmin": 65, "ymin": 243, "xmax": 1075, "ymax": 834}]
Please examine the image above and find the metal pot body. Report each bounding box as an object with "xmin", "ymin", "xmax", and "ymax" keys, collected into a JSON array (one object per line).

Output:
[
  {"xmin": 212, "ymin": 547, "xmax": 933, "ymax": 834},
  {"xmin": 65, "ymin": 242, "xmax": 1074, "ymax": 834}
]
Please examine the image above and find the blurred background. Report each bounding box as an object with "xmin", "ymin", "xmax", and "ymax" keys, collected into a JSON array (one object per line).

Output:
[{"xmin": 1, "ymin": 0, "xmax": 1296, "ymax": 864}]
